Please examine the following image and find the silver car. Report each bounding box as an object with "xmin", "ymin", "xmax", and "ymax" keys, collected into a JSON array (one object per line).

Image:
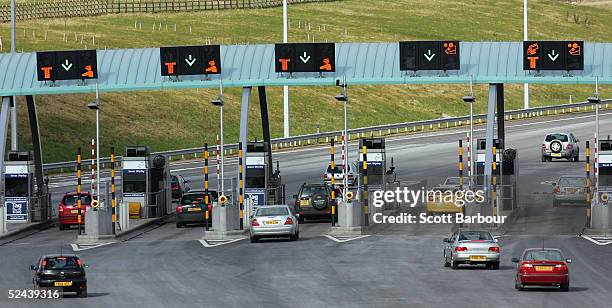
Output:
[
  {"xmin": 250, "ymin": 205, "xmax": 299, "ymax": 243},
  {"xmin": 541, "ymin": 133, "xmax": 580, "ymax": 162},
  {"xmin": 443, "ymin": 229, "xmax": 500, "ymax": 269},
  {"xmin": 552, "ymin": 176, "xmax": 591, "ymax": 207},
  {"xmin": 324, "ymin": 163, "xmax": 356, "ymax": 187}
]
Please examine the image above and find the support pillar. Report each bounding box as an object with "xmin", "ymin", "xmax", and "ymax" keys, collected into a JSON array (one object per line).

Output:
[
  {"xmin": 26, "ymin": 95, "xmax": 47, "ymax": 222},
  {"xmin": 484, "ymin": 84, "xmax": 498, "ymax": 217},
  {"xmin": 0, "ymin": 97, "xmax": 11, "ymax": 234},
  {"xmin": 258, "ymin": 86, "xmax": 273, "ymax": 180}
]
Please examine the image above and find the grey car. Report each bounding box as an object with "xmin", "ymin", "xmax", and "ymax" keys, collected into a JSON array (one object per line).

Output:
[
  {"xmin": 176, "ymin": 189, "xmax": 217, "ymax": 228},
  {"xmin": 552, "ymin": 176, "xmax": 591, "ymax": 207},
  {"xmin": 443, "ymin": 229, "xmax": 500, "ymax": 269},
  {"xmin": 250, "ymin": 205, "xmax": 299, "ymax": 243},
  {"xmin": 541, "ymin": 133, "xmax": 580, "ymax": 162}
]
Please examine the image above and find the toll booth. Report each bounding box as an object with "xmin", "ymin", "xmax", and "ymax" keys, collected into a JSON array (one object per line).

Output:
[
  {"xmin": 121, "ymin": 146, "xmax": 169, "ymax": 219},
  {"xmin": 359, "ymin": 138, "xmax": 386, "ymax": 191},
  {"xmin": 245, "ymin": 142, "xmax": 283, "ymax": 211},
  {"xmin": 475, "ymin": 138, "xmax": 503, "ymax": 186},
  {"xmin": 593, "ymin": 140, "xmax": 612, "ymax": 229},
  {"xmin": 3, "ymin": 151, "xmax": 35, "ymax": 223}
]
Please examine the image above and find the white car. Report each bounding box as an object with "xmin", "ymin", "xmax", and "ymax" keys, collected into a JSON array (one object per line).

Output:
[
  {"xmin": 323, "ymin": 163, "xmax": 356, "ymax": 186},
  {"xmin": 541, "ymin": 133, "xmax": 580, "ymax": 162}
]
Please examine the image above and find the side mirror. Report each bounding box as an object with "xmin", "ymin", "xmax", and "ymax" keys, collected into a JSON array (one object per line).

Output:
[
  {"xmin": 293, "ymin": 195, "xmax": 298, "ymax": 199},
  {"xmin": 551, "ymin": 182, "xmax": 557, "ymax": 187},
  {"xmin": 566, "ymin": 258, "xmax": 572, "ymax": 263},
  {"xmin": 511, "ymin": 257, "xmax": 519, "ymax": 263},
  {"xmin": 30, "ymin": 265, "xmax": 36, "ymax": 270},
  {"xmin": 443, "ymin": 238, "xmax": 450, "ymax": 243}
]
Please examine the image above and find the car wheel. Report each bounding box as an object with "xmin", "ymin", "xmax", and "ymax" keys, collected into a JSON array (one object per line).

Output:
[
  {"xmin": 546, "ymin": 157, "xmax": 552, "ymax": 162},
  {"xmin": 490, "ymin": 262, "xmax": 500, "ymax": 270},
  {"xmin": 77, "ymin": 288, "xmax": 87, "ymax": 298},
  {"xmin": 295, "ymin": 230, "xmax": 300, "ymax": 240},
  {"xmin": 541, "ymin": 156, "xmax": 546, "ymax": 162},
  {"xmin": 58, "ymin": 224, "xmax": 64, "ymax": 231},
  {"xmin": 515, "ymin": 279, "xmax": 525, "ymax": 291},
  {"xmin": 560, "ymin": 282, "xmax": 569, "ymax": 292},
  {"xmin": 444, "ymin": 252, "xmax": 451, "ymax": 268},
  {"xmin": 574, "ymin": 151, "xmax": 580, "ymax": 162},
  {"xmin": 176, "ymin": 222, "xmax": 183, "ymax": 228},
  {"xmin": 250, "ymin": 236, "xmax": 259, "ymax": 243},
  {"xmin": 553, "ymin": 200, "xmax": 559, "ymax": 207}
]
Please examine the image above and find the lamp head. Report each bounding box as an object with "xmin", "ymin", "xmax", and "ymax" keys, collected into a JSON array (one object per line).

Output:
[
  {"xmin": 335, "ymin": 94, "xmax": 347, "ymax": 102},
  {"xmin": 588, "ymin": 96, "xmax": 601, "ymax": 104},
  {"xmin": 87, "ymin": 101, "xmax": 99, "ymax": 110},
  {"xmin": 462, "ymin": 95, "xmax": 475, "ymax": 103}
]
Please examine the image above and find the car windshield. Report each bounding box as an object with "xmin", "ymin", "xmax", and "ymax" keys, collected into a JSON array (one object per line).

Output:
[
  {"xmin": 558, "ymin": 177, "xmax": 585, "ymax": 187},
  {"xmin": 458, "ymin": 231, "xmax": 493, "ymax": 241},
  {"xmin": 327, "ymin": 165, "xmax": 349, "ymax": 173},
  {"xmin": 523, "ymin": 250, "xmax": 564, "ymax": 261},
  {"xmin": 43, "ymin": 256, "xmax": 80, "ymax": 270},
  {"xmin": 256, "ymin": 207, "xmax": 289, "ymax": 217},
  {"xmin": 62, "ymin": 195, "xmax": 92, "ymax": 205},
  {"xmin": 181, "ymin": 192, "xmax": 218, "ymax": 204},
  {"xmin": 445, "ymin": 178, "xmax": 460, "ymax": 185},
  {"xmin": 300, "ymin": 185, "xmax": 327, "ymax": 198},
  {"xmin": 545, "ymin": 134, "xmax": 568, "ymax": 142}
]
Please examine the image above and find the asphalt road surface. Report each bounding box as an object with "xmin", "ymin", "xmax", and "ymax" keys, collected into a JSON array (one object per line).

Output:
[{"xmin": 2, "ymin": 110, "xmax": 612, "ymax": 307}]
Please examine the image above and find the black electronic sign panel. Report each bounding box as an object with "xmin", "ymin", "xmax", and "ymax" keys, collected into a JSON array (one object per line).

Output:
[
  {"xmin": 274, "ymin": 43, "xmax": 335, "ymax": 73},
  {"xmin": 36, "ymin": 50, "xmax": 98, "ymax": 81},
  {"xmin": 523, "ymin": 41, "xmax": 584, "ymax": 71},
  {"xmin": 399, "ymin": 41, "xmax": 460, "ymax": 71},
  {"xmin": 160, "ymin": 45, "xmax": 221, "ymax": 77}
]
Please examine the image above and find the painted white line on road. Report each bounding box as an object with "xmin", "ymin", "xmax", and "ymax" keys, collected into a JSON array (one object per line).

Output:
[
  {"xmin": 324, "ymin": 234, "xmax": 371, "ymax": 243},
  {"xmin": 198, "ymin": 237, "xmax": 245, "ymax": 248},
  {"xmin": 70, "ymin": 242, "xmax": 116, "ymax": 251},
  {"xmin": 579, "ymin": 235, "xmax": 612, "ymax": 246}
]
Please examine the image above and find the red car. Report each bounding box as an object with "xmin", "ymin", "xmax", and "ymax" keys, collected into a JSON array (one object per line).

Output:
[
  {"xmin": 58, "ymin": 192, "xmax": 92, "ymax": 230},
  {"xmin": 513, "ymin": 248, "xmax": 572, "ymax": 291}
]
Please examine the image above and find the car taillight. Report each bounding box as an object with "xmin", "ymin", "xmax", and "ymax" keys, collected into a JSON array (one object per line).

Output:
[
  {"xmin": 489, "ymin": 246, "xmax": 500, "ymax": 253},
  {"xmin": 172, "ymin": 184, "xmax": 179, "ymax": 191},
  {"xmin": 542, "ymin": 144, "xmax": 546, "ymax": 149},
  {"xmin": 251, "ymin": 219, "xmax": 260, "ymax": 227},
  {"xmin": 455, "ymin": 246, "xmax": 468, "ymax": 252},
  {"xmin": 299, "ymin": 212, "xmax": 304, "ymax": 215},
  {"xmin": 553, "ymin": 186, "xmax": 560, "ymax": 194},
  {"xmin": 566, "ymin": 144, "xmax": 573, "ymax": 150},
  {"xmin": 42, "ymin": 260, "xmax": 47, "ymax": 269},
  {"xmin": 522, "ymin": 263, "xmax": 533, "ymax": 268},
  {"xmin": 285, "ymin": 217, "xmax": 294, "ymax": 225},
  {"xmin": 176, "ymin": 206, "xmax": 183, "ymax": 213},
  {"xmin": 59, "ymin": 206, "xmax": 64, "ymax": 212},
  {"xmin": 77, "ymin": 259, "xmax": 83, "ymax": 267}
]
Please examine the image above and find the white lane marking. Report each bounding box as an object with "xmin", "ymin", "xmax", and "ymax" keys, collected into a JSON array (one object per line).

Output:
[
  {"xmin": 198, "ymin": 237, "xmax": 244, "ymax": 248},
  {"xmin": 579, "ymin": 235, "xmax": 612, "ymax": 246},
  {"xmin": 324, "ymin": 234, "xmax": 370, "ymax": 243},
  {"xmin": 70, "ymin": 242, "xmax": 116, "ymax": 251}
]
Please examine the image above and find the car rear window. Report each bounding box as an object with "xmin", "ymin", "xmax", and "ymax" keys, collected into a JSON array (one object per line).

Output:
[
  {"xmin": 43, "ymin": 256, "xmax": 80, "ymax": 270},
  {"xmin": 445, "ymin": 178, "xmax": 460, "ymax": 185},
  {"xmin": 326, "ymin": 165, "xmax": 349, "ymax": 173},
  {"xmin": 300, "ymin": 186, "xmax": 327, "ymax": 198},
  {"xmin": 545, "ymin": 134, "xmax": 568, "ymax": 142},
  {"xmin": 181, "ymin": 192, "xmax": 218, "ymax": 204},
  {"xmin": 256, "ymin": 207, "xmax": 289, "ymax": 217},
  {"xmin": 523, "ymin": 250, "xmax": 564, "ymax": 261},
  {"xmin": 62, "ymin": 195, "xmax": 92, "ymax": 205},
  {"xmin": 458, "ymin": 231, "xmax": 493, "ymax": 241},
  {"xmin": 558, "ymin": 177, "xmax": 585, "ymax": 187}
]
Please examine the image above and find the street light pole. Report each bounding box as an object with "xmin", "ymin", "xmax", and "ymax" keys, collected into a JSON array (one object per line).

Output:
[
  {"xmin": 343, "ymin": 77, "xmax": 348, "ymax": 200},
  {"xmin": 523, "ymin": 0, "xmax": 529, "ymax": 109},
  {"xmin": 95, "ymin": 83, "xmax": 100, "ymax": 200},
  {"xmin": 219, "ymin": 80, "xmax": 225, "ymax": 195},
  {"xmin": 282, "ymin": 0, "xmax": 290, "ymax": 138},
  {"xmin": 10, "ymin": 0, "xmax": 17, "ymax": 151},
  {"xmin": 469, "ymin": 78, "xmax": 474, "ymax": 178}
]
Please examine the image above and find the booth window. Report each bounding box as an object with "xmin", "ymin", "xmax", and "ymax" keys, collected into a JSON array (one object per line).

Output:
[
  {"xmin": 5, "ymin": 177, "xmax": 28, "ymax": 197},
  {"xmin": 600, "ymin": 167, "xmax": 612, "ymax": 187},
  {"xmin": 123, "ymin": 172, "xmax": 146, "ymax": 193},
  {"xmin": 368, "ymin": 164, "xmax": 384, "ymax": 185},
  {"xmin": 246, "ymin": 167, "xmax": 265, "ymax": 188}
]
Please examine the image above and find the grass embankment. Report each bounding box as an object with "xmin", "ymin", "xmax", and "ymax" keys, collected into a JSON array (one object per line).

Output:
[{"xmin": 0, "ymin": 0, "xmax": 609, "ymax": 162}]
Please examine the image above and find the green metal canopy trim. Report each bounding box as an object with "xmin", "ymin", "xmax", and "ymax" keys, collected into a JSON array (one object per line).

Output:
[{"xmin": 0, "ymin": 42, "xmax": 610, "ymax": 97}]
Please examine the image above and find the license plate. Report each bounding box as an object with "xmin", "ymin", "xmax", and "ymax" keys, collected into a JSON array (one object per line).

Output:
[
  {"xmin": 551, "ymin": 153, "xmax": 562, "ymax": 157},
  {"xmin": 187, "ymin": 207, "xmax": 201, "ymax": 212},
  {"xmin": 567, "ymin": 188, "xmax": 578, "ymax": 193},
  {"xmin": 300, "ymin": 200, "xmax": 310, "ymax": 206},
  {"xmin": 70, "ymin": 210, "xmax": 79, "ymax": 214},
  {"xmin": 54, "ymin": 281, "xmax": 72, "ymax": 287},
  {"xmin": 469, "ymin": 256, "xmax": 487, "ymax": 261},
  {"xmin": 535, "ymin": 266, "xmax": 553, "ymax": 271},
  {"xmin": 265, "ymin": 220, "xmax": 279, "ymax": 225}
]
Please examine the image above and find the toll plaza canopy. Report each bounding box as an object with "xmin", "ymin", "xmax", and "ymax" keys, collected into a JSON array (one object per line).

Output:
[{"xmin": 0, "ymin": 41, "xmax": 611, "ymax": 96}]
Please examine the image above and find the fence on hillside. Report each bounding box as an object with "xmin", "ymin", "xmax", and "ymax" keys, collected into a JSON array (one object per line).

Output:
[{"xmin": 0, "ymin": 0, "xmax": 335, "ymax": 22}]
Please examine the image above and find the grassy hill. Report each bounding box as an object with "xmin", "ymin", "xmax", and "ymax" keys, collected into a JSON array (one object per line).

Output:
[{"xmin": 0, "ymin": 0, "xmax": 610, "ymax": 162}]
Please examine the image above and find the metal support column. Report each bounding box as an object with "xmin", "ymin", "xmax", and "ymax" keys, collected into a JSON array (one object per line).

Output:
[
  {"xmin": 26, "ymin": 95, "xmax": 47, "ymax": 221},
  {"xmin": 239, "ymin": 87, "xmax": 251, "ymax": 227},
  {"xmin": 484, "ymin": 84, "xmax": 498, "ymax": 207},
  {"xmin": 0, "ymin": 97, "xmax": 11, "ymax": 233},
  {"xmin": 496, "ymin": 83, "xmax": 505, "ymax": 143},
  {"xmin": 258, "ymin": 86, "xmax": 273, "ymax": 181}
]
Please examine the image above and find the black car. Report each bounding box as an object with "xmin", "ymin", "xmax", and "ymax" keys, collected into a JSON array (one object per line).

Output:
[
  {"xmin": 31, "ymin": 254, "xmax": 88, "ymax": 297},
  {"xmin": 171, "ymin": 174, "xmax": 191, "ymax": 200},
  {"xmin": 293, "ymin": 183, "xmax": 334, "ymax": 222},
  {"xmin": 176, "ymin": 189, "xmax": 218, "ymax": 228}
]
